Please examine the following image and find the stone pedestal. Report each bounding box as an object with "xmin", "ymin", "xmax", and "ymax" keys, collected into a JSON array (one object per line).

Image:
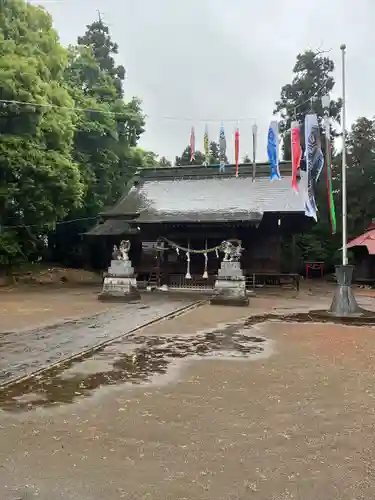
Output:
[
  {"xmin": 329, "ymin": 265, "xmax": 361, "ymax": 316},
  {"xmin": 98, "ymin": 259, "xmax": 140, "ymax": 302},
  {"xmin": 210, "ymin": 261, "xmax": 249, "ymax": 307}
]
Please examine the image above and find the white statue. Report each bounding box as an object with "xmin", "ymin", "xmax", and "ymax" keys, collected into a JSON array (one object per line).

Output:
[
  {"xmin": 119, "ymin": 240, "xmax": 131, "ymax": 261},
  {"xmin": 221, "ymin": 240, "xmax": 243, "ymax": 262},
  {"xmin": 221, "ymin": 240, "xmax": 233, "ymax": 262},
  {"xmin": 232, "ymin": 241, "xmax": 243, "ymax": 262}
]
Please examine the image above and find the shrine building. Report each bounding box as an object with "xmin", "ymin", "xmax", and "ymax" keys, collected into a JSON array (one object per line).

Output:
[{"xmin": 85, "ymin": 162, "xmax": 311, "ymax": 290}]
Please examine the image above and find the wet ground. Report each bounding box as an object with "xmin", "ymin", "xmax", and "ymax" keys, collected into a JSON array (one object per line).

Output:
[
  {"xmin": 0, "ymin": 323, "xmax": 269, "ymax": 412},
  {"xmin": 2, "ymin": 288, "xmax": 375, "ymax": 498},
  {"xmin": 0, "ymin": 286, "xmax": 110, "ymax": 332},
  {"xmin": 0, "ymin": 294, "xmax": 194, "ymax": 386}
]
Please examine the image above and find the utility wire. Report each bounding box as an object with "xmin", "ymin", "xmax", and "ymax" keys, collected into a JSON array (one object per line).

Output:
[
  {"xmin": 2, "ymin": 215, "xmax": 99, "ymax": 230},
  {"xmin": 0, "ymin": 78, "xmax": 332, "ymax": 124},
  {"xmin": 0, "ymin": 98, "xmax": 136, "ymax": 118}
]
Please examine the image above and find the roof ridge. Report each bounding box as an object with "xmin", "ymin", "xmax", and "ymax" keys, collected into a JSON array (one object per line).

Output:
[{"xmin": 137, "ymin": 161, "xmax": 293, "ymax": 181}]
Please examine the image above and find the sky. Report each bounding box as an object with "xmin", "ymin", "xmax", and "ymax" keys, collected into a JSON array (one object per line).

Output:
[{"xmin": 31, "ymin": 0, "xmax": 375, "ymax": 163}]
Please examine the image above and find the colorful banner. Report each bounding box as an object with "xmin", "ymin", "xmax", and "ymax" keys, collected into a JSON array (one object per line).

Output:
[
  {"xmin": 235, "ymin": 127, "xmax": 240, "ymax": 177},
  {"xmin": 203, "ymin": 125, "xmax": 209, "ymax": 165},
  {"xmin": 267, "ymin": 120, "xmax": 280, "ymax": 180},
  {"xmin": 291, "ymin": 121, "xmax": 302, "ymax": 192},
  {"xmin": 304, "ymin": 113, "xmax": 324, "ymax": 221},
  {"xmin": 324, "ymin": 116, "xmax": 337, "ymax": 234},
  {"xmin": 219, "ymin": 124, "xmax": 226, "ymax": 171},
  {"xmin": 190, "ymin": 126, "xmax": 195, "ymax": 163}
]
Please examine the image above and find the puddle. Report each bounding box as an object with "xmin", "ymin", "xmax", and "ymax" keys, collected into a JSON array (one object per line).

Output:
[
  {"xmin": 245, "ymin": 310, "xmax": 375, "ymax": 327},
  {"xmin": 0, "ymin": 325, "xmax": 267, "ymax": 413}
]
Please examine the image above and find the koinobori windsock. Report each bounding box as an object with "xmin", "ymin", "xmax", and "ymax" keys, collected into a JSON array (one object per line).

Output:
[
  {"xmin": 291, "ymin": 121, "xmax": 302, "ymax": 192},
  {"xmin": 235, "ymin": 126, "xmax": 240, "ymax": 177},
  {"xmin": 324, "ymin": 116, "xmax": 337, "ymax": 234},
  {"xmin": 267, "ymin": 120, "xmax": 280, "ymax": 180},
  {"xmin": 203, "ymin": 125, "xmax": 209, "ymax": 165},
  {"xmin": 304, "ymin": 113, "xmax": 324, "ymax": 221},
  {"xmin": 190, "ymin": 126, "xmax": 195, "ymax": 163},
  {"xmin": 219, "ymin": 124, "xmax": 226, "ymax": 171}
]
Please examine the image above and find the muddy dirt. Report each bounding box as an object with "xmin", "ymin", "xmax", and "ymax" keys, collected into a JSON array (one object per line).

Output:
[
  {"xmin": 0, "ymin": 324, "xmax": 268, "ymax": 412},
  {"xmin": 0, "ymin": 295, "xmax": 194, "ymax": 387}
]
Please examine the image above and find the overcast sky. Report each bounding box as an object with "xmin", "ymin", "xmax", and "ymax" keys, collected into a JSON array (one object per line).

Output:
[{"xmin": 33, "ymin": 0, "xmax": 374, "ymax": 163}]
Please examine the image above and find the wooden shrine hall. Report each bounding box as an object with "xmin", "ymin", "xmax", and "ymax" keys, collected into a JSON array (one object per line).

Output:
[{"xmin": 85, "ymin": 162, "xmax": 311, "ymax": 290}]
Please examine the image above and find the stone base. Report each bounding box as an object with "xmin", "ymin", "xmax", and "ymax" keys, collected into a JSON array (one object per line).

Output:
[
  {"xmin": 329, "ymin": 285, "xmax": 363, "ymax": 317},
  {"xmin": 98, "ymin": 276, "xmax": 140, "ymax": 302},
  {"xmin": 211, "ymin": 261, "xmax": 248, "ymax": 307},
  {"xmin": 108, "ymin": 259, "xmax": 134, "ymax": 276},
  {"xmin": 210, "ymin": 294, "xmax": 249, "ymax": 307},
  {"xmin": 329, "ymin": 265, "xmax": 362, "ymax": 317}
]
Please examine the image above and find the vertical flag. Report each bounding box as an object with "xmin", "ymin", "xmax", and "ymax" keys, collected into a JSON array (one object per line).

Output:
[
  {"xmin": 219, "ymin": 124, "xmax": 226, "ymax": 171},
  {"xmin": 190, "ymin": 126, "xmax": 195, "ymax": 163},
  {"xmin": 203, "ymin": 125, "xmax": 209, "ymax": 165},
  {"xmin": 235, "ymin": 126, "xmax": 240, "ymax": 177},
  {"xmin": 304, "ymin": 113, "xmax": 324, "ymax": 221},
  {"xmin": 252, "ymin": 123, "xmax": 258, "ymax": 181},
  {"xmin": 324, "ymin": 116, "xmax": 337, "ymax": 234},
  {"xmin": 291, "ymin": 121, "xmax": 302, "ymax": 192},
  {"xmin": 267, "ymin": 120, "xmax": 280, "ymax": 180}
]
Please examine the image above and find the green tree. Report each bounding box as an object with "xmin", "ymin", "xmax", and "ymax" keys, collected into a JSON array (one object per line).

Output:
[
  {"xmin": 346, "ymin": 117, "xmax": 375, "ymax": 237},
  {"xmin": 129, "ymin": 148, "xmax": 162, "ymax": 168},
  {"xmin": 65, "ymin": 19, "xmax": 145, "ymax": 213},
  {"xmin": 77, "ymin": 17, "xmax": 125, "ymax": 99},
  {"xmin": 49, "ymin": 18, "xmax": 145, "ymax": 266},
  {"xmin": 0, "ymin": 0, "xmax": 83, "ymax": 265},
  {"xmin": 159, "ymin": 156, "xmax": 172, "ymax": 167},
  {"xmin": 208, "ymin": 141, "xmax": 228, "ymax": 165},
  {"xmin": 274, "ymin": 50, "xmax": 342, "ymax": 160},
  {"xmin": 175, "ymin": 146, "xmax": 205, "ymax": 166}
]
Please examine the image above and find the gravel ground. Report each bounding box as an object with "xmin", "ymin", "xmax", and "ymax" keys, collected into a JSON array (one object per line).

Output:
[{"xmin": 1, "ymin": 292, "xmax": 375, "ymax": 499}]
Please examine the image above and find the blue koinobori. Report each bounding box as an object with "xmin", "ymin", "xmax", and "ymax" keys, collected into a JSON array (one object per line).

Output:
[{"xmin": 267, "ymin": 120, "xmax": 280, "ymax": 180}]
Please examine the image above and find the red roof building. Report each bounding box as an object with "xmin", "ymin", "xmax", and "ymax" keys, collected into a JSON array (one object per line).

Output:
[{"xmin": 348, "ymin": 221, "xmax": 375, "ymax": 283}]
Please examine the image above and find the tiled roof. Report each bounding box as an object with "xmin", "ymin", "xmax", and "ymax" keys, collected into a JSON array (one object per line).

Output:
[
  {"xmin": 100, "ymin": 162, "xmax": 306, "ymax": 224},
  {"xmin": 348, "ymin": 229, "xmax": 375, "ymax": 255}
]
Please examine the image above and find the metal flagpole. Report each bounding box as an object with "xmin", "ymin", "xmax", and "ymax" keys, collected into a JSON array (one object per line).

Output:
[
  {"xmin": 328, "ymin": 43, "xmax": 362, "ymax": 317},
  {"xmin": 340, "ymin": 44, "xmax": 348, "ymax": 266}
]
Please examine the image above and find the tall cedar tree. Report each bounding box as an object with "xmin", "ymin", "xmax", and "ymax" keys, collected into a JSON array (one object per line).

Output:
[
  {"xmin": 49, "ymin": 18, "xmax": 145, "ymax": 266},
  {"xmin": 0, "ymin": 0, "xmax": 83, "ymax": 264}
]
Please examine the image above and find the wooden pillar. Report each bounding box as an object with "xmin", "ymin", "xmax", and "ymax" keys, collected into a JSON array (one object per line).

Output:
[
  {"xmin": 156, "ymin": 250, "xmax": 161, "ymax": 287},
  {"xmin": 291, "ymin": 234, "xmax": 297, "ymax": 273}
]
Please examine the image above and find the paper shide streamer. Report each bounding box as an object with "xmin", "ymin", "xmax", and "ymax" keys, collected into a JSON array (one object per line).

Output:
[{"xmin": 267, "ymin": 120, "xmax": 280, "ymax": 180}]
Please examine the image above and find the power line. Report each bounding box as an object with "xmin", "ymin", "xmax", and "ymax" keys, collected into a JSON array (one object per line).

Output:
[
  {"xmin": 2, "ymin": 216, "xmax": 98, "ymax": 230},
  {"xmin": 0, "ymin": 98, "xmax": 134, "ymax": 117}
]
